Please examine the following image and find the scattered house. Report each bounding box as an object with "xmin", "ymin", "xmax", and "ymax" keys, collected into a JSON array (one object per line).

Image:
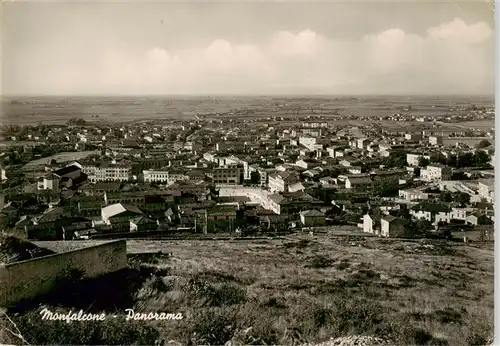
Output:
[
  {"xmin": 467, "ymin": 212, "xmax": 494, "ymax": 226},
  {"xmin": 130, "ymin": 216, "xmax": 157, "ymax": 232},
  {"xmin": 205, "ymin": 205, "xmax": 240, "ymax": 232},
  {"xmin": 362, "ymin": 213, "xmax": 379, "ymax": 235},
  {"xmin": 299, "ymin": 209, "xmax": 326, "ymax": 227},
  {"xmin": 28, "ymin": 207, "xmax": 67, "ymax": 240},
  {"xmin": 429, "ymin": 136, "xmax": 443, "ymax": 146},
  {"xmin": 101, "ymin": 203, "xmax": 144, "ymax": 232},
  {"xmin": 77, "ymin": 196, "xmax": 104, "ymax": 218},
  {"xmin": 407, "ymin": 153, "xmax": 430, "ymax": 166},
  {"xmin": 410, "ymin": 203, "xmax": 451, "ymax": 225},
  {"xmin": 319, "ymin": 176, "xmax": 336, "ymax": 187},
  {"xmin": 380, "ymin": 215, "xmax": 405, "ymax": 238},
  {"xmin": 420, "ymin": 165, "xmax": 452, "ymax": 182},
  {"xmin": 289, "ymin": 182, "xmax": 306, "ymax": 193},
  {"xmin": 348, "ymin": 166, "xmax": 362, "ymax": 174},
  {"xmin": 0, "ymin": 166, "xmax": 7, "ymax": 181},
  {"xmin": 398, "ymin": 188, "xmax": 429, "ymax": 201},
  {"xmin": 345, "ymin": 174, "xmax": 373, "ymax": 189},
  {"xmin": 61, "ymin": 217, "xmax": 93, "ymax": 239},
  {"xmin": 478, "ymin": 179, "xmax": 494, "ymax": 203}
]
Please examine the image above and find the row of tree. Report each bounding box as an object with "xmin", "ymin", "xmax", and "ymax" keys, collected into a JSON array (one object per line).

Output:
[{"xmin": 428, "ymin": 151, "xmax": 491, "ymax": 168}]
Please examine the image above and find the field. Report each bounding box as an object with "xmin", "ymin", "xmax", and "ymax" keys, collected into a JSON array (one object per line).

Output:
[
  {"xmin": 1, "ymin": 95, "xmax": 494, "ymax": 125},
  {"xmin": 8, "ymin": 232, "xmax": 494, "ymax": 346}
]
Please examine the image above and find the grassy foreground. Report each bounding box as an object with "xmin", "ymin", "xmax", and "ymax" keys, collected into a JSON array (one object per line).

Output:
[{"xmin": 8, "ymin": 233, "xmax": 494, "ymax": 345}]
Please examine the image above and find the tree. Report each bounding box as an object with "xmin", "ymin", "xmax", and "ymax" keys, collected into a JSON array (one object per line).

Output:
[
  {"xmin": 457, "ymin": 152, "xmax": 474, "ymax": 168},
  {"xmin": 414, "ymin": 219, "xmax": 433, "ymax": 235},
  {"xmin": 430, "ymin": 152, "xmax": 446, "ymax": 165},
  {"xmin": 373, "ymin": 177, "xmax": 400, "ymax": 197},
  {"xmin": 477, "ymin": 140, "xmax": 491, "ymax": 148},
  {"xmin": 453, "ymin": 192, "xmax": 470, "ymax": 206},
  {"xmin": 473, "ymin": 151, "xmax": 491, "ymax": 167},
  {"xmin": 385, "ymin": 150, "xmax": 407, "ymax": 168},
  {"xmin": 67, "ymin": 118, "xmax": 86, "ymax": 126},
  {"xmin": 418, "ymin": 156, "xmax": 430, "ymax": 167},
  {"xmin": 439, "ymin": 191, "xmax": 453, "ymax": 203},
  {"xmin": 250, "ymin": 171, "xmax": 260, "ymax": 185}
]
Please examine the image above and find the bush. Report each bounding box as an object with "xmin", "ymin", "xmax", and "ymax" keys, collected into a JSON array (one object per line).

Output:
[
  {"xmin": 307, "ymin": 255, "xmax": 335, "ymax": 269},
  {"xmin": 186, "ymin": 278, "xmax": 247, "ymax": 307},
  {"xmin": 190, "ymin": 310, "xmax": 235, "ymax": 345},
  {"xmin": 13, "ymin": 308, "xmax": 160, "ymax": 345}
]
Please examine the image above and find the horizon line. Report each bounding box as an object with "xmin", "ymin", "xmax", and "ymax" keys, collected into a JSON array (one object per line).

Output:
[{"xmin": 1, "ymin": 93, "xmax": 495, "ymax": 98}]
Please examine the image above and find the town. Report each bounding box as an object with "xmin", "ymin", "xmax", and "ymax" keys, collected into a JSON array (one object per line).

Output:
[{"xmin": 0, "ymin": 99, "xmax": 495, "ymax": 243}]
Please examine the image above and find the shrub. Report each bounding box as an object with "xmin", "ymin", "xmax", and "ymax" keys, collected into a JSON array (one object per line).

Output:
[
  {"xmin": 186, "ymin": 278, "xmax": 247, "ymax": 307},
  {"xmin": 13, "ymin": 308, "xmax": 160, "ymax": 345},
  {"xmin": 307, "ymin": 255, "xmax": 335, "ymax": 269},
  {"xmin": 190, "ymin": 310, "xmax": 235, "ymax": 345}
]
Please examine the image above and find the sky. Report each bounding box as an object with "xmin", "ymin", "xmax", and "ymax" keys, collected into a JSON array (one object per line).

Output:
[{"xmin": 1, "ymin": 0, "xmax": 496, "ymax": 96}]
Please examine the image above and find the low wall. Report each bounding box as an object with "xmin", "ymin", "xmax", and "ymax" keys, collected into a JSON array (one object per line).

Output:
[{"xmin": 0, "ymin": 240, "xmax": 127, "ymax": 308}]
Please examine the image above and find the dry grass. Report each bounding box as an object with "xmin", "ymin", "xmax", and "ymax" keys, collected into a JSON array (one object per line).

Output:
[{"xmin": 8, "ymin": 233, "xmax": 494, "ymax": 345}]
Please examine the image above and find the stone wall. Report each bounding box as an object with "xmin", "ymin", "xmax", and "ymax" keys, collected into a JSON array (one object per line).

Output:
[{"xmin": 0, "ymin": 240, "xmax": 127, "ymax": 308}]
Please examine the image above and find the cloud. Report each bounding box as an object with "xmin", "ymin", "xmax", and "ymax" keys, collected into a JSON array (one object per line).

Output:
[
  {"xmin": 9, "ymin": 18, "xmax": 494, "ymax": 95},
  {"xmin": 426, "ymin": 18, "xmax": 493, "ymax": 43}
]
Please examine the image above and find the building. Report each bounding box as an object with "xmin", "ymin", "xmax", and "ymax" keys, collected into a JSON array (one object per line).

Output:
[
  {"xmin": 38, "ymin": 173, "xmax": 61, "ymax": 192},
  {"xmin": 205, "ymin": 205, "xmax": 240, "ymax": 232},
  {"xmin": 405, "ymin": 133, "xmax": 423, "ymax": 142},
  {"xmin": 104, "ymin": 191, "xmax": 146, "ymax": 206},
  {"xmin": 466, "ymin": 212, "xmax": 494, "ymax": 226},
  {"xmin": 429, "ymin": 136, "xmax": 443, "ymax": 146},
  {"xmin": 398, "ymin": 188, "xmax": 429, "ymax": 201},
  {"xmin": 268, "ymin": 171, "xmax": 299, "ymax": 193},
  {"xmin": 420, "ymin": 165, "xmax": 451, "ymax": 182},
  {"xmin": 380, "ymin": 215, "xmax": 405, "ymax": 238},
  {"xmin": 85, "ymin": 162, "xmax": 131, "ymax": 182},
  {"xmin": 143, "ymin": 170, "xmax": 190, "ymax": 184},
  {"xmin": 478, "ymin": 180, "xmax": 494, "ymax": 203},
  {"xmin": 362, "ymin": 213, "xmax": 379, "ymax": 235},
  {"xmin": 101, "ymin": 203, "xmax": 144, "ymax": 231},
  {"xmin": 211, "ymin": 164, "xmax": 243, "ymax": 185},
  {"xmin": 143, "ymin": 170, "xmax": 170, "ymax": 183},
  {"xmin": 298, "ymin": 137, "xmax": 317, "ymax": 151},
  {"xmin": 130, "ymin": 216, "xmax": 157, "ymax": 232},
  {"xmin": 0, "ymin": 167, "xmax": 6, "ymax": 181},
  {"xmin": 410, "ymin": 203, "xmax": 451, "ymax": 225},
  {"xmin": 345, "ymin": 175, "xmax": 373, "ymax": 189},
  {"xmin": 357, "ymin": 138, "xmax": 370, "ymax": 150},
  {"xmin": 264, "ymin": 191, "xmax": 321, "ymax": 215},
  {"xmin": 38, "ymin": 164, "xmax": 85, "ymax": 192},
  {"xmin": 299, "ymin": 209, "xmax": 326, "ymax": 227},
  {"xmin": 406, "ymin": 153, "xmax": 430, "ymax": 167}
]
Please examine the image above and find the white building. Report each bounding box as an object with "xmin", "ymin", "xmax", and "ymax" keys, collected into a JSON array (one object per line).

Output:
[
  {"xmin": 38, "ymin": 173, "xmax": 60, "ymax": 192},
  {"xmin": 398, "ymin": 188, "xmax": 429, "ymax": 201},
  {"xmin": 298, "ymin": 137, "xmax": 317, "ymax": 151},
  {"xmin": 0, "ymin": 167, "xmax": 6, "ymax": 181},
  {"xmin": 407, "ymin": 153, "xmax": 430, "ymax": 166},
  {"xmin": 326, "ymin": 147, "xmax": 336, "ymax": 158},
  {"xmin": 450, "ymin": 207, "xmax": 468, "ymax": 221},
  {"xmin": 420, "ymin": 165, "xmax": 451, "ymax": 182},
  {"xmin": 268, "ymin": 171, "xmax": 299, "ymax": 193},
  {"xmin": 86, "ymin": 164, "xmax": 131, "ymax": 182},
  {"xmin": 357, "ymin": 138, "xmax": 370, "ymax": 149},
  {"xmin": 362, "ymin": 214, "xmax": 377, "ymax": 234},
  {"xmin": 143, "ymin": 170, "xmax": 170, "ymax": 183},
  {"xmin": 478, "ymin": 180, "xmax": 494, "ymax": 203},
  {"xmin": 429, "ymin": 136, "xmax": 443, "ymax": 146}
]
